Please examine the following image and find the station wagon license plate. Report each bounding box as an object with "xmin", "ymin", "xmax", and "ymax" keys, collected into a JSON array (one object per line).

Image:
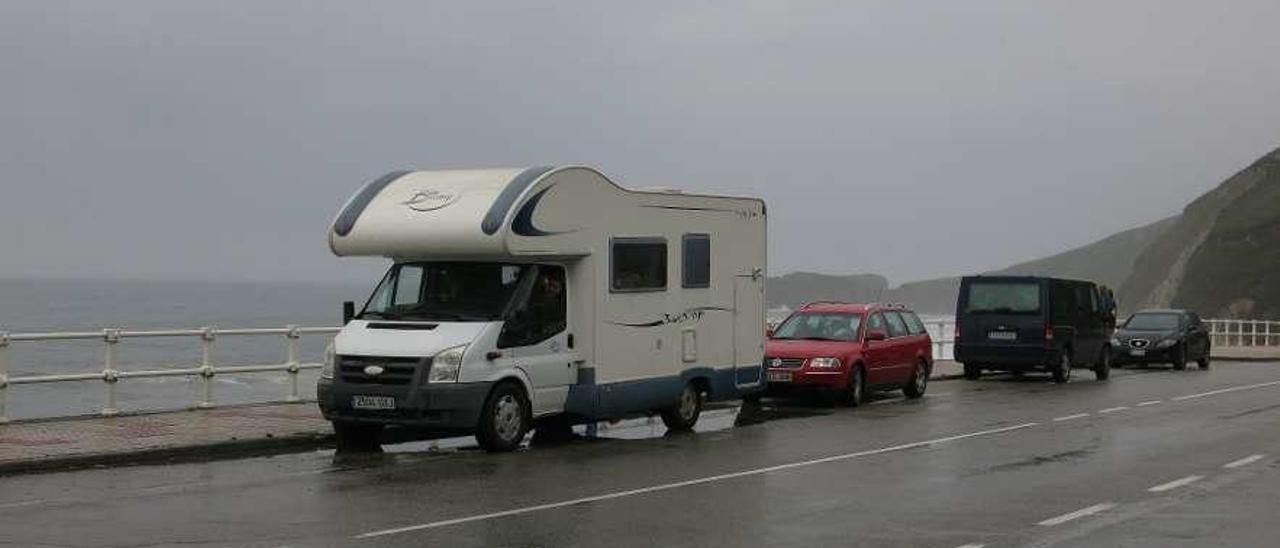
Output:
[
  {"xmin": 352, "ymin": 395, "xmax": 396, "ymax": 411},
  {"xmin": 767, "ymin": 371, "xmax": 793, "ymax": 383},
  {"xmin": 988, "ymin": 331, "xmax": 1017, "ymax": 341}
]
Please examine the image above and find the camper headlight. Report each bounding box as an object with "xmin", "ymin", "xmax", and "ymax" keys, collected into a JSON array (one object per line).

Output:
[
  {"xmin": 428, "ymin": 344, "xmax": 468, "ymax": 383},
  {"xmin": 808, "ymin": 357, "xmax": 842, "ymax": 369},
  {"xmin": 321, "ymin": 342, "xmax": 336, "ymax": 380}
]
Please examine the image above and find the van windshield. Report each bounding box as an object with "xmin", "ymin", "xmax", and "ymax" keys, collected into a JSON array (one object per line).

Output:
[
  {"xmin": 773, "ymin": 313, "xmax": 864, "ymax": 342},
  {"xmin": 360, "ymin": 262, "xmax": 533, "ymax": 322},
  {"xmin": 965, "ymin": 282, "xmax": 1042, "ymax": 315}
]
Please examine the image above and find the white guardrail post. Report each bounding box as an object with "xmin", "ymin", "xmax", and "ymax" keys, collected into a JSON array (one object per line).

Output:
[
  {"xmin": 199, "ymin": 326, "xmax": 217, "ymax": 409},
  {"xmin": 0, "ymin": 330, "xmax": 9, "ymax": 424},
  {"xmin": 101, "ymin": 329, "xmax": 121, "ymax": 416},
  {"xmin": 285, "ymin": 325, "xmax": 301, "ymax": 403}
]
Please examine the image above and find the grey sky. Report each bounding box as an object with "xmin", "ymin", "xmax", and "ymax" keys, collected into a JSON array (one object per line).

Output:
[{"xmin": 2, "ymin": 1, "xmax": 1278, "ymax": 286}]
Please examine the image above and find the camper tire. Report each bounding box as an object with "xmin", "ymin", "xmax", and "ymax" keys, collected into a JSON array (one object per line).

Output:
[
  {"xmin": 333, "ymin": 421, "xmax": 383, "ymax": 451},
  {"xmin": 661, "ymin": 382, "xmax": 704, "ymax": 431},
  {"xmin": 476, "ymin": 381, "xmax": 531, "ymax": 452}
]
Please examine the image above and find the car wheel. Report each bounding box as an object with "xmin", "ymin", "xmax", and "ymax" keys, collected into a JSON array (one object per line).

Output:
[
  {"xmin": 1094, "ymin": 346, "xmax": 1111, "ymax": 381},
  {"xmin": 846, "ymin": 366, "xmax": 867, "ymax": 407},
  {"xmin": 963, "ymin": 363, "xmax": 982, "ymax": 380},
  {"xmin": 1172, "ymin": 343, "xmax": 1188, "ymax": 371},
  {"xmin": 903, "ymin": 360, "xmax": 929, "ymax": 399},
  {"xmin": 661, "ymin": 382, "xmax": 704, "ymax": 431},
  {"xmin": 333, "ymin": 421, "xmax": 383, "ymax": 452},
  {"xmin": 1198, "ymin": 354, "xmax": 1211, "ymax": 370},
  {"xmin": 1051, "ymin": 350, "xmax": 1072, "ymax": 384},
  {"xmin": 476, "ymin": 382, "xmax": 530, "ymax": 452}
]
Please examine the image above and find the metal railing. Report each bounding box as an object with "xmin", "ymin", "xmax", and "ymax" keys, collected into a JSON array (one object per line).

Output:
[
  {"xmin": 1205, "ymin": 319, "xmax": 1280, "ymax": 348},
  {"xmin": 0, "ymin": 325, "xmax": 340, "ymax": 424}
]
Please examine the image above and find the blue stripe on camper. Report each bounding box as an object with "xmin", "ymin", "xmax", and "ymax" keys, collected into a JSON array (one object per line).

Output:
[
  {"xmin": 482, "ymin": 166, "xmax": 555, "ymax": 235},
  {"xmin": 563, "ymin": 366, "xmax": 763, "ymax": 418},
  {"xmin": 332, "ymin": 170, "xmax": 413, "ymax": 237}
]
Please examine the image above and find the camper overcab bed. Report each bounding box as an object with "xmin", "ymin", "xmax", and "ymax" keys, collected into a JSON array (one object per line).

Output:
[{"xmin": 318, "ymin": 166, "xmax": 767, "ymax": 451}]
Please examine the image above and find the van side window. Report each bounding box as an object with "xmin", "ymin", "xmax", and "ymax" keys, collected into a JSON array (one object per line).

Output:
[
  {"xmin": 612, "ymin": 238, "xmax": 667, "ymax": 292},
  {"xmin": 499, "ymin": 266, "xmax": 567, "ymax": 348},
  {"xmin": 682, "ymin": 234, "xmax": 711, "ymax": 289},
  {"xmin": 883, "ymin": 312, "xmax": 909, "ymax": 338},
  {"xmin": 1051, "ymin": 282, "xmax": 1076, "ymax": 323},
  {"xmin": 902, "ymin": 312, "xmax": 927, "ymax": 335}
]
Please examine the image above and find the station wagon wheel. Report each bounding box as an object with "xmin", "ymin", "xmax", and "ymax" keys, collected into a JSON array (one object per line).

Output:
[
  {"xmin": 846, "ymin": 366, "xmax": 866, "ymax": 407},
  {"xmin": 661, "ymin": 382, "xmax": 704, "ymax": 431},
  {"xmin": 903, "ymin": 360, "xmax": 928, "ymax": 399},
  {"xmin": 476, "ymin": 382, "xmax": 530, "ymax": 452},
  {"xmin": 1052, "ymin": 351, "xmax": 1072, "ymax": 384}
]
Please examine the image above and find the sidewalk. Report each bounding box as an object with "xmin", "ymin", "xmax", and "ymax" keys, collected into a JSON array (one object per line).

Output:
[
  {"xmin": 1213, "ymin": 346, "xmax": 1280, "ymax": 361},
  {"xmin": 0, "ymin": 363, "xmax": 1024, "ymax": 476},
  {"xmin": 0, "ymin": 403, "xmax": 332, "ymax": 476}
]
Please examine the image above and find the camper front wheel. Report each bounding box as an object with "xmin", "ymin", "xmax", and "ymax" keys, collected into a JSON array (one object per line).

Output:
[
  {"xmin": 476, "ymin": 382, "xmax": 531, "ymax": 452},
  {"xmin": 661, "ymin": 382, "xmax": 704, "ymax": 431}
]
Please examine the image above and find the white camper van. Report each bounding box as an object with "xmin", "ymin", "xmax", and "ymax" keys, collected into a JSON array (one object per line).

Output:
[{"xmin": 318, "ymin": 166, "xmax": 767, "ymax": 451}]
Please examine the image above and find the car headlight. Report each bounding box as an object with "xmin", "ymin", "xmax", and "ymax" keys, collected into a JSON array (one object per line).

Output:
[
  {"xmin": 321, "ymin": 342, "xmax": 335, "ymax": 379},
  {"xmin": 808, "ymin": 357, "xmax": 842, "ymax": 369},
  {"xmin": 427, "ymin": 344, "xmax": 468, "ymax": 383},
  {"xmin": 1110, "ymin": 338, "xmax": 1122, "ymax": 347},
  {"xmin": 1155, "ymin": 339, "xmax": 1178, "ymax": 349}
]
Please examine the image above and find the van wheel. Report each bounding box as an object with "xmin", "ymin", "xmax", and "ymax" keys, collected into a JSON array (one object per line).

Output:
[
  {"xmin": 963, "ymin": 363, "xmax": 982, "ymax": 380},
  {"xmin": 1094, "ymin": 346, "xmax": 1111, "ymax": 381},
  {"xmin": 903, "ymin": 360, "xmax": 929, "ymax": 399},
  {"xmin": 476, "ymin": 382, "xmax": 530, "ymax": 452},
  {"xmin": 333, "ymin": 421, "xmax": 383, "ymax": 451},
  {"xmin": 1052, "ymin": 351, "xmax": 1072, "ymax": 384},
  {"xmin": 661, "ymin": 382, "xmax": 704, "ymax": 431},
  {"xmin": 1172, "ymin": 344, "xmax": 1188, "ymax": 371}
]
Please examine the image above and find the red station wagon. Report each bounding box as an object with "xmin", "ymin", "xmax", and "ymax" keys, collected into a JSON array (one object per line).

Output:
[{"xmin": 762, "ymin": 302, "xmax": 934, "ymax": 406}]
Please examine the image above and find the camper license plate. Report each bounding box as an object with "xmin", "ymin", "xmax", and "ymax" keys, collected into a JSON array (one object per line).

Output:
[
  {"xmin": 352, "ymin": 395, "xmax": 396, "ymax": 411},
  {"xmin": 767, "ymin": 371, "xmax": 793, "ymax": 383},
  {"xmin": 988, "ymin": 331, "xmax": 1017, "ymax": 341},
  {"xmin": 1130, "ymin": 349, "xmax": 1146, "ymax": 357}
]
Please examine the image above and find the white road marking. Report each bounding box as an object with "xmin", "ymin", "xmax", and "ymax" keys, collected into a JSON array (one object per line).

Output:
[
  {"xmin": 1136, "ymin": 400, "xmax": 1163, "ymax": 407},
  {"xmin": 871, "ymin": 398, "xmax": 904, "ymax": 406},
  {"xmin": 1037, "ymin": 503, "xmax": 1116, "ymax": 526},
  {"xmin": 955, "ymin": 544, "xmax": 986, "ymax": 548},
  {"xmin": 1224, "ymin": 454, "xmax": 1265, "ymax": 469},
  {"xmin": 1148, "ymin": 475, "xmax": 1204, "ymax": 493},
  {"xmin": 1053, "ymin": 413, "xmax": 1090, "ymax": 422},
  {"xmin": 1171, "ymin": 380, "xmax": 1280, "ymax": 402},
  {"xmin": 356, "ymin": 422, "xmax": 1041, "ymax": 539},
  {"xmin": 1098, "ymin": 406, "xmax": 1130, "ymax": 414}
]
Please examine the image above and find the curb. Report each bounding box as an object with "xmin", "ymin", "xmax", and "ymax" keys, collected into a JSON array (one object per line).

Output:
[{"xmin": 0, "ymin": 431, "xmax": 334, "ymax": 478}]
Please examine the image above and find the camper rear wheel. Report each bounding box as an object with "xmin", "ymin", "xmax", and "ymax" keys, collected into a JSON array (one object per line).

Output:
[
  {"xmin": 476, "ymin": 382, "xmax": 531, "ymax": 452},
  {"xmin": 661, "ymin": 382, "xmax": 704, "ymax": 431}
]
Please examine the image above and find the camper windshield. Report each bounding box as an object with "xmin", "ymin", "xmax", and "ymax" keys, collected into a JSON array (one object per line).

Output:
[{"xmin": 361, "ymin": 262, "xmax": 532, "ymax": 322}]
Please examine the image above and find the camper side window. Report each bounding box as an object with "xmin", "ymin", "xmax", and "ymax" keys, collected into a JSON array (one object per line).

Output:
[
  {"xmin": 498, "ymin": 266, "xmax": 567, "ymax": 348},
  {"xmin": 611, "ymin": 238, "xmax": 668, "ymax": 292},
  {"xmin": 682, "ymin": 234, "xmax": 711, "ymax": 289}
]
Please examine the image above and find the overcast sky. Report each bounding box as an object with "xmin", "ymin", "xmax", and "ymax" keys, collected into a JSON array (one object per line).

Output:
[{"xmin": 2, "ymin": 1, "xmax": 1278, "ymax": 286}]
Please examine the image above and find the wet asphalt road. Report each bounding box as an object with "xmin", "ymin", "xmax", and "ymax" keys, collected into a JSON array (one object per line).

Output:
[{"xmin": 3, "ymin": 362, "xmax": 1280, "ymax": 548}]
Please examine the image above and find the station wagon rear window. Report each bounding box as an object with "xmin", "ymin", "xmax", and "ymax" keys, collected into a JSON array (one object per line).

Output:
[{"xmin": 965, "ymin": 282, "xmax": 1042, "ymax": 314}]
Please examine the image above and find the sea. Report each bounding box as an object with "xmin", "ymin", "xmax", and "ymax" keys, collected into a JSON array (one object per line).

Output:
[{"xmin": 0, "ymin": 278, "xmax": 369, "ymax": 420}]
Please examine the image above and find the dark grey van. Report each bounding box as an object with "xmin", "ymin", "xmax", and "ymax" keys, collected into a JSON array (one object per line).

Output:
[{"xmin": 954, "ymin": 276, "xmax": 1115, "ymax": 383}]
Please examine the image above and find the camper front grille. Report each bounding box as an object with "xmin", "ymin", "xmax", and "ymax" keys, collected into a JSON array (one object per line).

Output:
[{"xmin": 337, "ymin": 356, "xmax": 425, "ymax": 385}]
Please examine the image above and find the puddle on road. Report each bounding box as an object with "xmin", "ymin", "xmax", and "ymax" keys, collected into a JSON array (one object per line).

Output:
[{"xmin": 364, "ymin": 397, "xmax": 842, "ymax": 456}]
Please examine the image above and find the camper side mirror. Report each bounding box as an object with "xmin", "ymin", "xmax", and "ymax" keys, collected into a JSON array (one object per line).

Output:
[
  {"xmin": 342, "ymin": 301, "xmax": 356, "ymax": 325},
  {"xmin": 865, "ymin": 330, "xmax": 888, "ymax": 342}
]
